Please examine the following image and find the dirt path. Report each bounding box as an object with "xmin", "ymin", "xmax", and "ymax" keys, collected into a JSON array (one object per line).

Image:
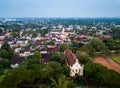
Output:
[{"xmin": 93, "ymin": 57, "xmax": 120, "ymax": 73}]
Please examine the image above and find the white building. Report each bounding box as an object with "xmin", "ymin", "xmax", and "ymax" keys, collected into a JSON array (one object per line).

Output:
[{"xmin": 64, "ymin": 49, "xmax": 84, "ymax": 77}]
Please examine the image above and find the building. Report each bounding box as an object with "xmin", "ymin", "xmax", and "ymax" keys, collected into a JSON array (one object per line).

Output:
[
  {"xmin": 64, "ymin": 49, "xmax": 84, "ymax": 77},
  {"xmin": 11, "ymin": 57, "xmax": 25, "ymax": 68}
]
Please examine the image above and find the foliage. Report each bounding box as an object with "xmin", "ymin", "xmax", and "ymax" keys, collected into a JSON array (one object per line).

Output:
[
  {"xmin": 0, "ymin": 42, "xmax": 14, "ymax": 60},
  {"xmin": 84, "ymin": 62, "xmax": 120, "ymax": 88},
  {"xmin": 60, "ymin": 44, "xmax": 69, "ymax": 52},
  {"xmin": 103, "ymin": 38, "xmax": 116, "ymax": 50},
  {"xmin": 49, "ymin": 41, "xmax": 55, "ymax": 46},
  {"xmin": 76, "ymin": 51, "xmax": 92, "ymax": 64},
  {"xmin": 0, "ymin": 50, "xmax": 14, "ymax": 60},
  {"xmin": 40, "ymin": 29, "xmax": 49, "ymax": 37},
  {"xmin": 109, "ymin": 27, "xmax": 120, "ymax": 39},
  {"xmin": 1, "ymin": 42, "xmax": 11, "ymax": 51},
  {"xmin": 0, "ymin": 59, "xmax": 10, "ymax": 75},
  {"xmin": 103, "ymin": 39, "xmax": 120, "ymax": 53},
  {"xmin": 61, "ymin": 65, "xmax": 70, "ymax": 77},
  {"xmin": 1, "ymin": 67, "xmax": 35, "ymax": 88},
  {"xmin": 44, "ymin": 61, "xmax": 62, "ymax": 80},
  {"xmin": 51, "ymin": 74, "xmax": 67, "ymax": 88},
  {"xmin": 33, "ymin": 51, "xmax": 42, "ymax": 59},
  {"xmin": 51, "ymin": 52, "xmax": 62, "ymax": 63},
  {"xmin": 87, "ymin": 37, "xmax": 110, "ymax": 56},
  {"xmin": 67, "ymin": 80, "xmax": 76, "ymax": 88},
  {"xmin": 71, "ymin": 41, "xmax": 84, "ymax": 53}
]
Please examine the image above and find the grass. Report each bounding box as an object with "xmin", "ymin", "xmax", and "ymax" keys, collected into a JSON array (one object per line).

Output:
[{"xmin": 112, "ymin": 56, "xmax": 120, "ymax": 64}]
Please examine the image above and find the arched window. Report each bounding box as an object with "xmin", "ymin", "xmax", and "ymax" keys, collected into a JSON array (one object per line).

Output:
[{"xmin": 76, "ymin": 69, "xmax": 77, "ymax": 72}]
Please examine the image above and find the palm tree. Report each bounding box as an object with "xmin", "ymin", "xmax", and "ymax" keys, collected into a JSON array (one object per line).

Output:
[{"xmin": 51, "ymin": 74, "xmax": 67, "ymax": 88}]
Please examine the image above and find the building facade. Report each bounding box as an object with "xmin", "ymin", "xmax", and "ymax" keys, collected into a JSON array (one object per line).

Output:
[{"xmin": 64, "ymin": 49, "xmax": 84, "ymax": 77}]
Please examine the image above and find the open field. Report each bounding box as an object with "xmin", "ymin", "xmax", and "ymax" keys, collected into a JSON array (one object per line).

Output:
[
  {"xmin": 93, "ymin": 57, "xmax": 120, "ymax": 73},
  {"xmin": 111, "ymin": 56, "xmax": 120, "ymax": 64}
]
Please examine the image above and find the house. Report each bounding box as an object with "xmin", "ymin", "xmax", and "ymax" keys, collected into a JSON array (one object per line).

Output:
[
  {"xmin": 64, "ymin": 49, "xmax": 84, "ymax": 77},
  {"xmin": 0, "ymin": 33, "xmax": 6, "ymax": 40},
  {"xmin": 101, "ymin": 35, "xmax": 111, "ymax": 40},
  {"xmin": 19, "ymin": 49, "xmax": 34, "ymax": 57},
  {"xmin": 4, "ymin": 38, "xmax": 15, "ymax": 48},
  {"xmin": 16, "ymin": 39, "xmax": 28, "ymax": 46},
  {"xmin": 47, "ymin": 45, "xmax": 59, "ymax": 53},
  {"xmin": 40, "ymin": 47, "xmax": 47, "ymax": 54},
  {"xmin": 0, "ymin": 39, "xmax": 4, "ymax": 48},
  {"xmin": 15, "ymin": 48, "xmax": 21, "ymax": 53},
  {"xmin": 11, "ymin": 57, "xmax": 25, "ymax": 68}
]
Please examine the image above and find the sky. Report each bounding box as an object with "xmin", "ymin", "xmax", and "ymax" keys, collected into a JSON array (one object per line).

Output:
[{"xmin": 0, "ymin": 0, "xmax": 120, "ymax": 18}]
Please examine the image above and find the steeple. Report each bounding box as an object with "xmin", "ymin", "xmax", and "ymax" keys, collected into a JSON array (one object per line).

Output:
[{"xmin": 62, "ymin": 28, "xmax": 65, "ymax": 34}]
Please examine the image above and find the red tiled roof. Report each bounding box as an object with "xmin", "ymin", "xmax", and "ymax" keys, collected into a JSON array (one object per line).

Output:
[
  {"xmin": 64, "ymin": 49, "xmax": 76, "ymax": 66},
  {"xmin": 102, "ymin": 35, "xmax": 111, "ymax": 39}
]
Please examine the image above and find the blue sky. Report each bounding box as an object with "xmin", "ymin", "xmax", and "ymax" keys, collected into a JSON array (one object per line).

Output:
[{"xmin": 0, "ymin": 0, "xmax": 120, "ymax": 18}]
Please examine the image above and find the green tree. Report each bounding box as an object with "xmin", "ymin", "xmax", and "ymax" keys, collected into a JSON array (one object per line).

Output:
[
  {"xmin": 44, "ymin": 61, "xmax": 62, "ymax": 80},
  {"xmin": 51, "ymin": 74, "xmax": 67, "ymax": 88},
  {"xmin": 61, "ymin": 65, "xmax": 70, "ymax": 77},
  {"xmin": 0, "ymin": 59, "xmax": 10, "ymax": 75},
  {"xmin": 0, "ymin": 50, "xmax": 14, "ymax": 60},
  {"xmin": 76, "ymin": 51, "xmax": 91, "ymax": 64},
  {"xmin": 1, "ymin": 67, "xmax": 35, "ymax": 88},
  {"xmin": 49, "ymin": 41, "xmax": 55, "ymax": 46},
  {"xmin": 1, "ymin": 42, "xmax": 11, "ymax": 51},
  {"xmin": 51, "ymin": 52, "xmax": 62, "ymax": 63},
  {"xmin": 60, "ymin": 53, "xmax": 66, "ymax": 65},
  {"xmin": 103, "ymin": 38, "xmax": 116, "ymax": 50},
  {"xmin": 33, "ymin": 51, "xmax": 42, "ymax": 59},
  {"xmin": 60, "ymin": 44, "xmax": 69, "ymax": 52},
  {"xmin": 67, "ymin": 79, "xmax": 76, "ymax": 88},
  {"xmin": 87, "ymin": 37, "xmax": 109, "ymax": 56},
  {"xmin": 84, "ymin": 62, "xmax": 120, "ymax": 87}
]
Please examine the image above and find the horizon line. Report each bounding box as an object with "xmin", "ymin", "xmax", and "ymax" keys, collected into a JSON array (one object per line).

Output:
[{"xmin": 1, "ymin": 17, "xmax": 120, "ymax": 19}]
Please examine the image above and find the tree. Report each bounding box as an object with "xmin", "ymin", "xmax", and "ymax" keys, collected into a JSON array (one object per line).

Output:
[
  {"xmin": 76, "ymin": 51, "xmax": 91, "ymax": 64},
  {"xmin": 61, "ymin": 65, "xmax": 70, "ymax": 77},
  {"xmin": 78, "ymin": 45, "xmax": 89, "ymax": 53},
  {"xmin": 51, "ymin": 74, "xmax": 67, "ymax": 88},
  {"xmin": 44, "ymin": 61, "xmax": 62, "ymax": 80},
  {"xmin": 1, "ymin": 67, "xmax": 35, "ymax": 88},
  {"xmin": 49, "ymin": 41, "xmax": 55, "ymax": 46},
  {"xmin": 0, "ymin": 42, "xmax": 14, "ymax": 60},
  {"xmin": 84, "ymin": 62, "xmax": 120, "ymax": 87},
  {"xmin": 0, "ymin": 70, "xmax": 9, "ymax": 87},
  {"xmin": 60, "ymin": 53, "xmax": 66, "ymax": 65},
  {"xmin": 87, "ymin": 37, "xmax": 109, "ymax": 56},
  {"xmin": 0, "ymin": 50, "xmax": 14, "ymax": 60},
  {"xmin": 0, "ymin": 59, "xmax": 10, "ymax": 75},
  {"xmin": 103, "ymin": 38, "xmax": 116, "ymax": 50},
  {"xmin": 51, "ymin": 52, "xmax": 62, "ymax": 63},
  {"xmin": 33, "ymin": 51, "xmax": 42, "ymax": 59},
  {"xmin": 67, "ymin": 80, "xmax": 76, "ymax": 88},
  {"xmin": 71, "ymin": 41, "xmax": 84, "ymax": 53},
  {"xmin": 1, "ymin": 42, "xmax": 11, "ymax": 51},
  {"xmin": 21, "ymin": 57, "xmax": 42, "ymax": 69},
  {"xmin": 60, "ymin": 44, "xmax": 69, "ymax": 52}
]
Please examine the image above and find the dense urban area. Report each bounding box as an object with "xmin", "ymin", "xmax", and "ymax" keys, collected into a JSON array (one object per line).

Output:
[{"xmin": 0, "ymin": 18, "xmax": 120, "ymax": 88}]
